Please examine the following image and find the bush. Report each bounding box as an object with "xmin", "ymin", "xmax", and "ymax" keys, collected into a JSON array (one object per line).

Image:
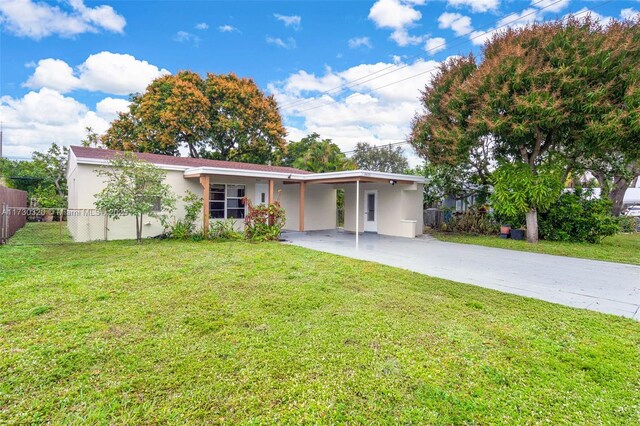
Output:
[
  {"xmin": 539, "ymin": 190, "xmax": 619, "ymax": 243},
  {"xmin": 243, "ymin": 198, "xmax": 286, "ymax": 241},
  {"xmin": 617, "ymin": 215, "xmax": 638, "ymax": 233},
  {"xmin": 439, "ymin": 210, "xmax": 498, "ymax": 235},
  {"xmin": 209, "ymin": 219, "xmax": 242, "ymax": 240},
  {"xmin": 165, "ymin": 191, "xmax": 204, "ymax": 240}
]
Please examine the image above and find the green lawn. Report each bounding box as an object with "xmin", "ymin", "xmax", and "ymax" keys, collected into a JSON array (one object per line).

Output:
[
  {"xmin": 431, "ymin": 231, "xmax": 640, "ymax": 265},
  {"xmin": 1, "ymin": 231, "xmax": 639, "ymax": 424},
  {"xmin": 7, "ymin": 221, "xmax": 72, "ymax": 245}
]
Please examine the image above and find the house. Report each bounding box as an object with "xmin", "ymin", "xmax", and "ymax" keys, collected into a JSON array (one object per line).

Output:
[{"xmin": 66, "ymin": 146, "xmax": 425, "ymax": 242}]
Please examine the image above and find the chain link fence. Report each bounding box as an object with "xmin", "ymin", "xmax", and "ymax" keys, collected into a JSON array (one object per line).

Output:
[{"xmin": 1, "ymin": 208, "xmax": 110, "ymax": 245}]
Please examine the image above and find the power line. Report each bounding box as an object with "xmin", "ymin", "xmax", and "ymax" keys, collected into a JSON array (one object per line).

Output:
[
  {"xmin": 278, "ymin": 0, "xmax": 565, "ymax": 111},
  {"xmin": 290, "ymin": 1, "xmax": 612, "ymax": 117}
]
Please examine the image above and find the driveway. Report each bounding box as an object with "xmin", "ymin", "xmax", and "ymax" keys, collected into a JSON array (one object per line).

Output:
[{"xmin": 282, "ymin": 230, "xmax": 640, "ymax": 320}]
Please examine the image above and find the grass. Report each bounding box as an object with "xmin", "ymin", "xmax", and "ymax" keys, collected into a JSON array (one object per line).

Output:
[
  {"xmin": 1, "ymin": 226, "xmax": 639, "ymax": 424},
  {"xmin": 7, "ymin": 222, "xmax": 73, "ymax": 245},
  {"xmin": 431, "ymin": 231, "xmax": 640, "ymax": 265}
]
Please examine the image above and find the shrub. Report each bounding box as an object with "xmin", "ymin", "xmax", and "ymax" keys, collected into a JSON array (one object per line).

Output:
[
  {"xmin": 209, "ymin": 219, "xmax": 242, "ymax": 240},
  {"xmin": 243, "ymin": 198, "xmax": 286, "ymax": 241},
  {"xmin": 617, "ymin": 215, "xmax": 638, "ymax": 233},
  {"xmin": 539, "ymin": 190, "xmax": 619, "ymax": 243},
  {"xmin": 165, "ymin": 191, "xmax": 204, "ymax": 240},
  {"xmin": 439, "ymin": 210, "xmax": 498, "ymax": 235}
]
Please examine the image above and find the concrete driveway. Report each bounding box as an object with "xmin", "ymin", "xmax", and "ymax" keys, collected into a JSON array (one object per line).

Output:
[{"xmin": 282, "ymin": 230, "xmax": 640, "ymax": 320}]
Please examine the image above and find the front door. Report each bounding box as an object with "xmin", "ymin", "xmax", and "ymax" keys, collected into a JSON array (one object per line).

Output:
[
  {"xmin": 364, "ymin": 190, "xmax": 377, "ymax": 232},
  {"xmin": 255, "ymin": 183, "xmax": 268, "ymax": 205}
]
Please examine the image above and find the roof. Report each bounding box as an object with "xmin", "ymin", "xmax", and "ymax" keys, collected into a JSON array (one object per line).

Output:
[
  {"xmin": 69, "ymin": 145, "xmax": 311, "ymax": 175},
  {"xmin": 70, "ymin": 145, "xmax": 426, "ymax": 184}
]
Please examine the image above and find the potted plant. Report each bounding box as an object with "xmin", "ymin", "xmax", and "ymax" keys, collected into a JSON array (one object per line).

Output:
[
  {"xmin": 510, "ymin": 227, "xmax": 526, "ymax": 240},
  {"xmin": 500, "ymin": 223, "xmax": 511, "ymax": 238}
]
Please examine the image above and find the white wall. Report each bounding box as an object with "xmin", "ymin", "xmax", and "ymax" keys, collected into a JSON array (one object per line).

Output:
[
  {"xmin": 276, "ymin": 182, "xmax": 337, "ymax": 231},
  {"xmin": 343, "ymin": 182, "xmax": 423, "ymax": 238},
  {"xmin": 67, "ymin": 166, "xmax": 338, "ymax": 241}
]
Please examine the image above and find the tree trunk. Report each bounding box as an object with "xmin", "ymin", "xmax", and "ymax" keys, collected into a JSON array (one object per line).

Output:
[
  {"xmin": 608, "ymin": 177, "xmax": 628, "ymax": 216},
  {"xmin": 136, "ymin": 214, "xmax": 142, "ymax": 243},
  {"xmin": 526, "ymin": 208, "xmax": 538, "ymax": 244}
]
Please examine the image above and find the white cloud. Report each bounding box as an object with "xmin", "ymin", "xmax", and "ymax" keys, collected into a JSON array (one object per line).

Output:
[
  {"xmin": 389, "ymin": 28, "xmax": 425, "ymax": 46},
  {"xmin": 424, "ymin": 37, "xmax": 446, "ymax": 54},
  {"xmin": 0, "ymin": 0, "xmax": 125, "ymax": 40},
  {"xmin": 24, "ymin": 52, "xmax": 170, "ymax": 95},
  {"xmin": 174, "ymin": 30, "xmax": 200, "ymax": 45},
  {"xmin": 218, "ymin": 24, "xmax": 239, "ymax": 33},
  {"xmin": 195, "ymin": 22, "xmax": 208, "ymax": 30},
  {"xmin": 534, "ymin": 0, "xmax": 571, "ymax": 14},
  {"xmin": 274, "ymin": 13, "xmax": 301, "ymax": 29},
  {"xmin": 348, "ymin": 36, "xmax": 372, "ymax": 49},
  {"xmin": 0, "ymin": 88, "xmax": 118, "ymax": 157},
  {"xmin": 369, "ymin": 0, "xmax": 425, "ymax": 47},
  {"xmin": 266, "ymin": 36, "xmax": 296, "ymax": 49},
  {"xmin": 620, "ymin": 8, "xmax": 639, "ymax": 20},
  {"xmin": 269, "ymin": 58, "xmax": 444, "ymax": 164},
  {"xmin": 447, "ymin": 0, "xmax": 500, "ymax": 13},
  {"xmin": 369, "ymin": 0, "xmax": 421, "ymax": 29},
  {"xmin": 438, "ymin": 12, "xmax": 473, "ymax": 36},
  {"xmin": 95, "ymin": 97, "xmax": 130, "ymax": 121}
]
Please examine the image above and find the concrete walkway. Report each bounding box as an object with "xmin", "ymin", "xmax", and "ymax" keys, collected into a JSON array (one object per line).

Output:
[{"xmin": 282, "ymin": 230, "xmax": 640, "ymax": 320}]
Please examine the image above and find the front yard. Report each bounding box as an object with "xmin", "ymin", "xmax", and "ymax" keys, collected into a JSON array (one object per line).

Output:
[
  {"xmin": 1, "ymin": 236, "xmax": 639, "ymax": 424},
  {"xmin": 431, "ymin": 231, "xmax": 640, "ymax": 265}
]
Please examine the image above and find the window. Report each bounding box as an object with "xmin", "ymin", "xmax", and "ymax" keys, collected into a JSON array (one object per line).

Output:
[
  {"xmin": 209, "ymin": 184, "xmax": 246, "ymax": 219},
  {"xmin": 151, "ymin": 197, "xmax": 162, "ymax": 212}
]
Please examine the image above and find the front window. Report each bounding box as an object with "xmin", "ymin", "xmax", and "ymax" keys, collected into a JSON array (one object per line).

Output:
[{"xmin": 210, "ymin": 184, "xmax": 246, "ymax": 219}]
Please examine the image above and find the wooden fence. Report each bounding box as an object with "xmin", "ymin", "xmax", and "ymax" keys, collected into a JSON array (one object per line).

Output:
[{"xmin": 0, "ymin": 186, "xmax": 28, "ymax": 243}]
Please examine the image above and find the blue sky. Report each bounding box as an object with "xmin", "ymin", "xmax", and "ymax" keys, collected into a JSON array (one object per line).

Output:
[{"xmin": 1, "ymin": 0, "xmax": 638, "ymax": 162}]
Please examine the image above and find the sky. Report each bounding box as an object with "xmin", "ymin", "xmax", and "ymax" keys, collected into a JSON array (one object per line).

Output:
[{"xmin": 1, "ymin": 0, "xmax": 638, "ymax": 164}]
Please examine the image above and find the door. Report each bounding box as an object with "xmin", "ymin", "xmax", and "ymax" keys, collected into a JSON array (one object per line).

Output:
[
  {"xmin": 364, "ymin": 190, "xmax": 377, "ymax": 232},
  {"xmin": 255, "ymin": 183, "xmax": 268, "ymax": 205}
]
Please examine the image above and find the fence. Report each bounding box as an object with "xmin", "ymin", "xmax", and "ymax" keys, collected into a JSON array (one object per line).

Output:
[
  {"xmin": 1, "ymin": 208, "xmax": 110, "ymax": 245},
  {"xmin": 0, "ymin": 186, "xmax": 28, "ymax": 244}
]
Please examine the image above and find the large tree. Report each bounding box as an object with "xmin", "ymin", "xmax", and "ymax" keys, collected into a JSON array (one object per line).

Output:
[
  {"xmin": 101, "ymin": 72, "xmax": 286, "ymax": 163},
  {"xmin": 351, "ymin": 142, "xmax": 408, "ymax": 173},
  {"xmin": 203, "ymin": 73, "xmax": 286, "ymax": 163},
  {"xmin": 410, "ymin": 16, "xmax": 640, "ymax": 242}
]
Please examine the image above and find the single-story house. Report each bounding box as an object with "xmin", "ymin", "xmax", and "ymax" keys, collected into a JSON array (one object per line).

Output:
[{"xmin": 67, "ymin": 146, "xmax": 425, "ymax": 242}]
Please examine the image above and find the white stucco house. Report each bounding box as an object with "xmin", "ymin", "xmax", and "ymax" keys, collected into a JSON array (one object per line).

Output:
[{"xmin": 66, "ymin": 146, "xmax": 425, "ymax": 242}]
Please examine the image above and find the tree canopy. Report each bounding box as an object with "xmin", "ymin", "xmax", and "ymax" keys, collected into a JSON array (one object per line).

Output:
[
  {"xmin": 102, "ymin": 72, "xmax": 286, "ymax": 164},
  {"xmin": 279, "ymin": 133, "xmax": 355, "ymax": 173},
  {"xmin": 351, "ymin": 143, "xmax": 408, "ymax": 173},
  {"xmin": 410, "ymin": 16, "xmax": 640, "ymax": 241},
  {"xmin": 0, "ymin": 143, "xmax": 68, "ymax": 208}
]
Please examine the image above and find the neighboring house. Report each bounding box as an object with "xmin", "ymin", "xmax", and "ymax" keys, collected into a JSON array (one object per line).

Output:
[{"xmin": 66, "ymin": 146, "xmax": 425, "ymax": 242}]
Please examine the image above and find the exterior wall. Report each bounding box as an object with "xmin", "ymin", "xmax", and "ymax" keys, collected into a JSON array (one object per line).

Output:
[
  {"xmin": 67, "ymin": 166, "xmax": 338, "ymax": 241},
  {"xmin": 69, "ymin": 163, "xmax": 202, "ymax": 242},
  {"xmin": 276, "ymin": 182, "xmax": 337, "ymax": 231},
  {"xmin": 343, "ymin": 182, "xmax": 423, "ymax": 238}
]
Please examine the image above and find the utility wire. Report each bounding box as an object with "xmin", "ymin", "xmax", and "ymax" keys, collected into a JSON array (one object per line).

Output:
[
  {"xmin": 278, "ymin": 0, "xmax": 565, "ymax": 111},
  {"xmin": 291, "ymin": 1, "xmax": 612, "ymax": 116}
]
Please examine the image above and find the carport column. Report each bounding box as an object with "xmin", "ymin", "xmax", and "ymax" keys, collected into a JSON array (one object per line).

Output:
[
  {"xmin": 355, "ymin": 179, "xmax": 360, "ymax": 249},
  {"xmin": 268, "ymin": 179, "xmax": 274, "ymax": 204},
  {"xmin": 200, "ymin": 175, "xmax": 210, "ymax": 238},
  {"xmin": 299, "ymin": 181, "xmax": 305, "ymax": 231}
]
